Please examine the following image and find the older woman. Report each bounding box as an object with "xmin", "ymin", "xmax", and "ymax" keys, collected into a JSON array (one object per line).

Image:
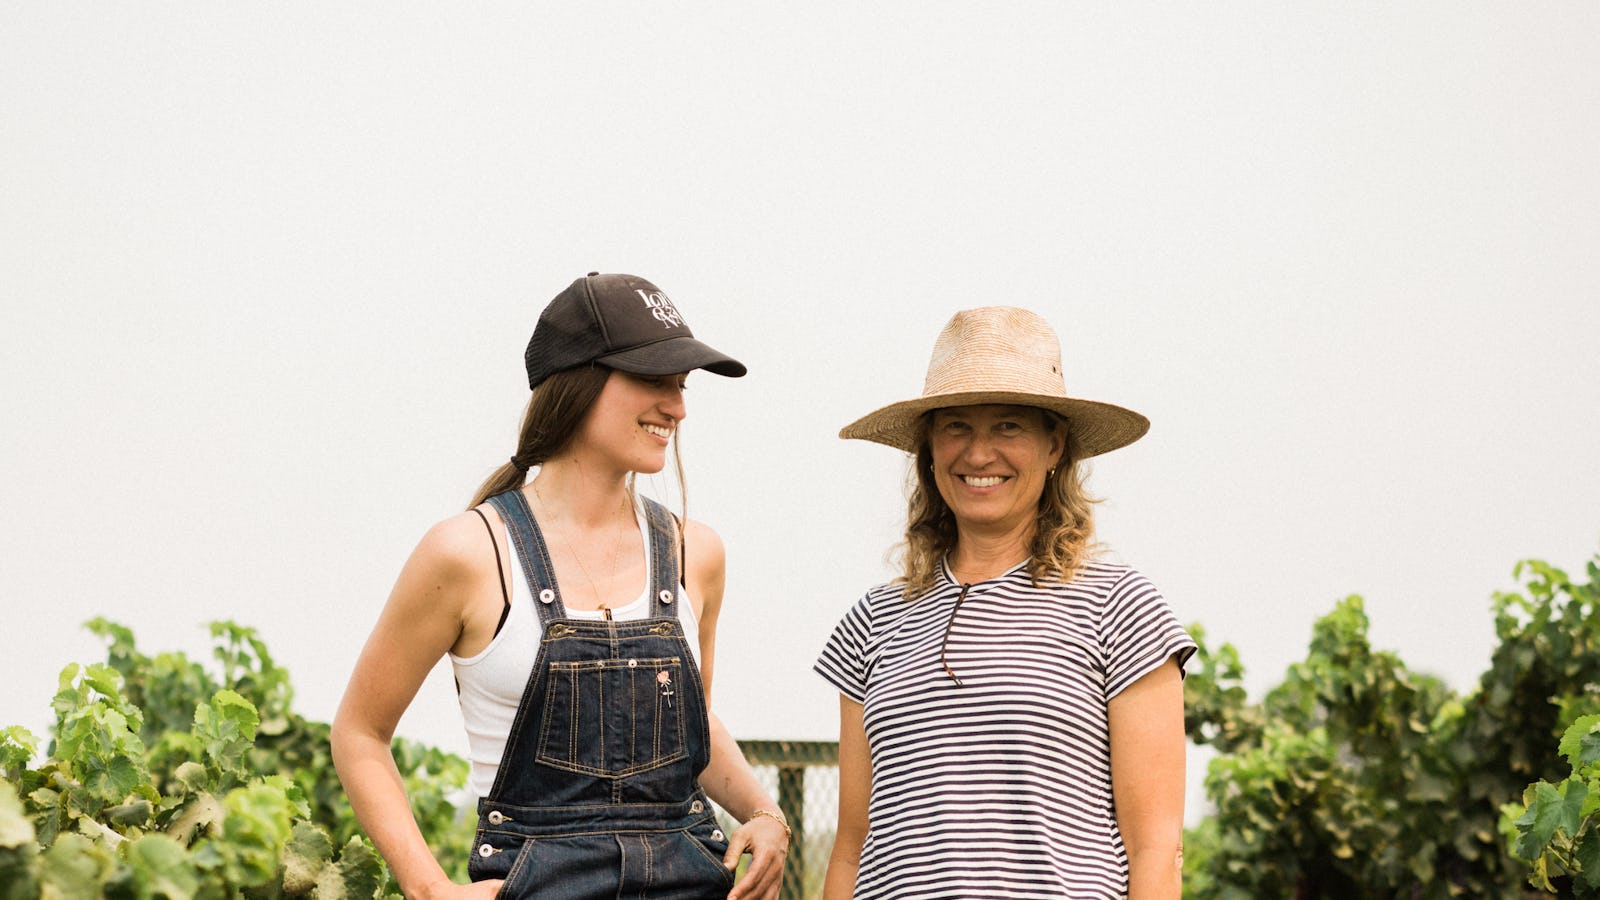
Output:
[{"xmin": 815, "ymin": 307, "xmax": 1195, "ymax": 900}]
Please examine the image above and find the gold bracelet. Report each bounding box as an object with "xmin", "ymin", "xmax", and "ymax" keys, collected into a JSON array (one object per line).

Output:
[{"xmin": 749, "ymin": 808, "xmax": 791, "ymax": 841}]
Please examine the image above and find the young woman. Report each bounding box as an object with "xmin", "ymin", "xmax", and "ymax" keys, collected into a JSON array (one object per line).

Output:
[
  {"xmin": 816, "ymin": 306, "xmax": 1195, "ymax": 899},
  {"xmin": 333, "ymin": 273, "xmax": 789, "ymax": 900}
]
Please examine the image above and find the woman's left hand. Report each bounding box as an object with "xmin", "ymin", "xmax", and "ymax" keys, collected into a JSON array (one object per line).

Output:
[{"xmin": 723, "ymin": 814, "xmax": 789, "ymax": 900}]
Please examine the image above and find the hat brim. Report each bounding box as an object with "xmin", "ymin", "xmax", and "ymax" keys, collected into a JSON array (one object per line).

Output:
[
  {"xmin": 598, "ymin": 337, "xmax": 747, "ymax": 379},
  {"xmin": 839, "ymin": 391, "xmax": 1149, "ymax": 459}
]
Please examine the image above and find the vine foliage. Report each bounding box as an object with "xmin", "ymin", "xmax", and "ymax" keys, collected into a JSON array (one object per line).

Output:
[
  {"xmin": 0, "ymin": 620, "xmax": 471, "ymax": 898},
  {"xmin": 1507, "ymin": 714, "xmax": 1600, "ymax": 895},
  {"xmin": 1182, "ymin": 554, "xmax": 1600, "ymax": 898}
]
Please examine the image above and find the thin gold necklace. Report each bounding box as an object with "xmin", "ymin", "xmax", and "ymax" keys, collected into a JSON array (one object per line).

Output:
[{"xmin": 531, "ymin": 479, "xmax": 630, "ymax": 612}]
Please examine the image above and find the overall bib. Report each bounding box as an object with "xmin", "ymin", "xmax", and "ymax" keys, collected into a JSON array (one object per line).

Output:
[{"xmin": 467, "ymin": 488, "xmax": 733, "ymax": 899}]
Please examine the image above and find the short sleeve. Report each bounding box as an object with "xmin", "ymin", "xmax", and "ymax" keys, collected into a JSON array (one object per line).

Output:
[
  {"xmin": 1101, "ymin": 569, "xmax": 1197, "ymax": 700},
  {"xmin": 814, "ymin": 597, "xmax": 873, "ymax": 704}
]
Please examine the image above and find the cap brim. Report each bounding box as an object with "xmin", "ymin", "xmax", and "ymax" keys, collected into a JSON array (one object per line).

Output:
[
  {"xmin": 597, "ymin": 337, "xmax": 747, "ymax": 379},
  {"xmin": 839, "ymin": 391, "xmax": 1149, "ymax": 459}
]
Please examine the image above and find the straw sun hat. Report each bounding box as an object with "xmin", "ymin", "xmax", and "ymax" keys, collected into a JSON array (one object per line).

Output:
[{"xmin": 838, "ymin": 306, "xmax": 1149, "ymax": 458}]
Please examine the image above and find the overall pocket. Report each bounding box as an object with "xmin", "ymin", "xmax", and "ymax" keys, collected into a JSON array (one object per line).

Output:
[
  {"xmin": 482, "ymin": 834, "xmax": 622, "ymax": 900},
  {"xmin": 628, "ymin": 825, "xmax": 735, "ymax": 897},
  {"xmin": 679, "ymin": 822, "xmax": 737, "ymax": 889},
  {"xmin": 536, "ymin": 656, "xmax": 688, "ymax": 777}
]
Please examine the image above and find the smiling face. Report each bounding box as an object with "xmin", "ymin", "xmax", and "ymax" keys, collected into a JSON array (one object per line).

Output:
[
  {"xmin": 927, "ymin": 404, "xmax": 1066, "ymax": 539},
  {"xmin": 567, "ymin": 370, "xmax": 688, "ymax": 476}
]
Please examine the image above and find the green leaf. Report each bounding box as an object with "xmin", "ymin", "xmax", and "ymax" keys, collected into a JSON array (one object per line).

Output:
[
  {"xmin": 79, "ymin": 663, "xmax": 125, "ymax": 705},
  {"xmin": 196, "ymin": 779, "xmax": 300, "ymax": 888},
  {"xmin": 1579, "ymin": 827, "xmax": 1600, "ymax": 888},
  {"xmin": 84, "ymin": 618, "xmax": 136, "ymax": 652},
  {"xmin": 191, "ymin": 689, "xmax": 261, "ymax": 785},
  {"xmin": 122, "ymin": 832, "xmax": 201, "ymax": 899},
  {"xmin": 331, "ymin": 835, "xmax": 384, "ymax": 900},
  {"xmin": 0, "ymin": 783, "xmax": 34, "ymax": 849},
  {"xmin": 39, "ymin": 833, "xmax": 112, "ymax": 900},
  {"xmin": 30, "ymin": 785, "xmax": 64, "ymax": 847},
  {"xmin": 82, "ymin": 753, "xmax": 143, "ymax": 804},
  {"xmin": 104, "ymin": 796, "xmax": 154, "ymax": 830},
  {"xmin": 1516, "ymin": 780, "xmax": 1588, "ymax": 859},
  {"xmin": 208, "ymin": 690, "xmax": 260, "ymax": 735},
  {"xmin": 165, "ymin": 791, "xmax": 226, "ymax": 847},
  {"xmin": 174, "ymin": 761, "xmax": 210, "ymax": 794},
  {"xmin": 282, "ymin": 821, "xmax": 332, "ymax": 894},
  {"xmin": 0, "ymin": 726, "xmax": 39, "ymax": 777},
  {"xmin": 1561, "ymin": 715, "xmax": 1600, "ymax": 770}
]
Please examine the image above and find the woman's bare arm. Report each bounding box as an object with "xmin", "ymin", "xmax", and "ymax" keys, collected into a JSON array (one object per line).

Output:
[
  {"xmin": 681, "ymin": 517, "xmax": 787, "ymax": 900},
  {"xmin": 1108, "ymin": 656, "xmax": 1186, "ymax": 900},
  {"xmin": 822, "ymin": 696, "xmax": 869, "ymax": 900},
  {"xmin": 330, "ymin": 513, "xmax": 503, "ymax": 900}
]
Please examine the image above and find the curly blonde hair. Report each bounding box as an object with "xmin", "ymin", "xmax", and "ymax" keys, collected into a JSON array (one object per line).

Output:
[{"xmin": 896, "ymin": 411, "xmax": 1099, "ymax": 600}]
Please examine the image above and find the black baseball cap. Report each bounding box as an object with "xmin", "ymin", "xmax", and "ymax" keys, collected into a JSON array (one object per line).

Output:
[{"xmin": 524, "ymin": 273, "xmax": 747, "ymax": 390}]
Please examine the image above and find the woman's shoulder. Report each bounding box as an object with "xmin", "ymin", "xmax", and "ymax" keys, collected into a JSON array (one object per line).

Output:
[
  {"xmin": 678, "ymin": 516, "xmax": 726, "ymax": 561},
  {"xmin": 842, "ymin": 579, "xmax": 914, "ymax": 621},
  {"xmin": 1071, "ymin": 559, "xmax": 1141, "ymax": 584},
  {"xmin": 866, "ymin": 578, "xmax": 912, "ymax": 601},
  {"xmin": 1045, "ymin": 559, "xmax": 1161, "ymax": 600},
  {"xmin": 662, "ymin": 512, "xmax": 724, "ymax": 582},
  {"xmin": 381, "ymin": 509, "xmax": 504, "ymax": 637},
  {"xmin": 666, "ymin": 512, "xmax": 726, "ymax": 619},
  {"xmin": 409, "ymin": 508, "xmax": 500, "ymax": 583}
]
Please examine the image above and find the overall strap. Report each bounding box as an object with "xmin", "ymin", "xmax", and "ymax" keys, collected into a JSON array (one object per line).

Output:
[
  {"xmin": 640, "ymin": 497, "xmax": 680, "ymax": 618},
  {"xmin": 485, "ymin": 488, "xmax": 567, "ymax": 623},
  {"xmin": 469, "ymin": 507, "xmax": 512, "ymax": 638}
]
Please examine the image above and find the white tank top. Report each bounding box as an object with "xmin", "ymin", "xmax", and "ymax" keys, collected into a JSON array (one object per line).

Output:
[{"xmin": 448, "ymin": 504, "xmax": 702, "ymax": 798}]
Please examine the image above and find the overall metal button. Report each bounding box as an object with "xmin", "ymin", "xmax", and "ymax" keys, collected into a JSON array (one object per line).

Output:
[
  {"xmin": 659, "ymin": 590, "xmax": 674, "ymax": 604},
  {"xmin": 690, "ymin": 800, "xmax": 704, "ymax": 813},
  {"xmin": 628, "ymin": 659, "xmax": 638, "ymax": 668},
  {"xmin": 478, "ymin": 843, "xmax": 495, "ymax": 858},
  {"xmin": 487, "ymin": 810, "xmax": 504, "ymax": 825},
  {"xmin": 711, "ymin": 829, "xmax": 725, "ymax": 842},
  {"xmin": 539, "ymin": 589, "xmax": 555, "ymax": 604}
]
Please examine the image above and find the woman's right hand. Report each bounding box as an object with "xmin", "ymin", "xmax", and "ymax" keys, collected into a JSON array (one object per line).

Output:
[{"xmin": 419, "ymin": 879, "xmax": 504, "ymax": 900}]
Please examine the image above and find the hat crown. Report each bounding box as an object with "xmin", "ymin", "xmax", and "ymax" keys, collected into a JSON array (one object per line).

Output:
[
  {"xmin": 923, "ymin": 306, "xmax": 1067, "ymax": 399},
  {"xmin": 524, "ymin": 272, "xmax": 744, "ymax": 390},
  {"xmin": 838, "ymin": 304, "xmax": 1148, "ymax": 457}
]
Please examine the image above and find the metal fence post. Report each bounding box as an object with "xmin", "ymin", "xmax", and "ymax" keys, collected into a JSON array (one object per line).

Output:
[
  {"xmin": 778, "ymin": 763, "xmax": 807, "ymax": 900},
  {"xmin": 736, "ymin": 740, "xmax": 840, "ymax": 900}
]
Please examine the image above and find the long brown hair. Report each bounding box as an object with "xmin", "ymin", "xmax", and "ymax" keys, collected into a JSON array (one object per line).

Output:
[
  {"xmin": 468, "ymin": 366, "xmax": 611, "ymax": 508},
  {"xmin": 896, "ymin": 411, "xmax": 1099, "ymax": 600}
]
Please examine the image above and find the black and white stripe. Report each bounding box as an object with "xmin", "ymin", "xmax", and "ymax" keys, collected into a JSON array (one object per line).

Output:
[{"xmin": 815, "ymin": 560, "xmax": 1196, "ymax": 899}]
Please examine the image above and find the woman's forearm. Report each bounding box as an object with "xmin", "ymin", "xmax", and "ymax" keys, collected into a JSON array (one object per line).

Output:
[
  {"xmin": 698, "ymin": 712, "xmax": 776, "ymax": 818},
  {"xmin": 824, "ymin": 696, "xmax": 870, "ymax": 900},
  {"xmin": 1109, "ymin": 659, "xmax": 1186, "ymax": 900},
  {"xmin": 821, "ymin": 837, "xmax": 862, "ymax": 900},
  {"xmin": 698, "ymin": 712, "xmax": 789, "ymax": 899},
  {"xmin": 331, "ymin": 724, "xmax": 452, "ymax": 898}
]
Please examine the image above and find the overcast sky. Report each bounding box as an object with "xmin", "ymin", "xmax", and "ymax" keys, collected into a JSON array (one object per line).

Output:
[{"xmin": 4, "ymin": 3, "xmax": 1598, "ymax": 820}]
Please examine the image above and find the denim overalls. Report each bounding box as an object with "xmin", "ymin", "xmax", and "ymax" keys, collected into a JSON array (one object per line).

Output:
[{"xmin": 467, "ymin": 488, "xmax": 733, "ymax": 899}]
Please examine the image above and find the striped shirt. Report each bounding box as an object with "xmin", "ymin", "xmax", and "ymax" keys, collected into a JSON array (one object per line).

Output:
[{"xmin": 814, "ymin": 559, "xmax": 1196, "ymax": 899}]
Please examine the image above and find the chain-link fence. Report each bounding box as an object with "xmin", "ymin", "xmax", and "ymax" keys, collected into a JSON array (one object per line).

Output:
[{"xmin": 718, "ymin": 740, "xmax": 840, "ymax": 900}]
